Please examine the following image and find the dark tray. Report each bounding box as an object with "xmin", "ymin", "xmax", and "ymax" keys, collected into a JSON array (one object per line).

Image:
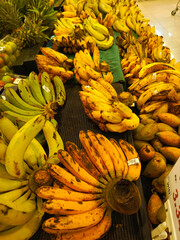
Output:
[{"xmin": 30, "ymin": 81, "xmax": 152, "ymax": 240}]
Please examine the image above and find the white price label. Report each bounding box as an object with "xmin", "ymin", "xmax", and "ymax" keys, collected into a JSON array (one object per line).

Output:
[
  {"xmin": 164, "ymin": 157, "xmax": 180, "ymax": 240},
  {"xmin": 13, "ymin": 78, "xmax": 22, "ymax": 84}
]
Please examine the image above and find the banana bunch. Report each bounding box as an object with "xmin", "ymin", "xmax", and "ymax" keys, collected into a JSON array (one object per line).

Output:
[
  {"xmin": 52, "ymin": 22, "xmax": 96, "ymax": 54},
  {"xmin": 35, "ymin": 47, "xmax": 74, "ymax": 82},
  {"xmin": 74, "ymin": 45, "xmax": 113, "ymax": 85},
  {"xmin": 0, "ymin": 113, "xmax": 64, "ymax": 239},
  {"xmin": 98, "ymin": 11, "xmax": 117, "ymax": 29},
  {"xmin": 79, "ymin": 78, "xmax": 139, "ymax": 133},
  {"xmin": 0, "ymin": 71, "xmax": 66, "ymax": 127},
  {"xmin": 120, "ymin": 53, "xmax": 153, "ymax": 84},
  {"xmin": 128, "ymin": 62, "xmax": 180, "ymax": 111},
  {"xmin": 83, "ymin": 17, "xmax": 114, "ymax": 50},
  {"xmin": 36, "ymin": 130, "xmax": 142, "ymax": 239}
]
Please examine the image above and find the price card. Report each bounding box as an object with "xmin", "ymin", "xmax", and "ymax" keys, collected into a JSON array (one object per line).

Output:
[{"xmin": 164, "ymin": 157, "xmax": 180, "ymax": 240}]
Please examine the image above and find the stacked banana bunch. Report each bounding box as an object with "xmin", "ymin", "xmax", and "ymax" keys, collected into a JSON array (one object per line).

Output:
[
  {"xmin": 36, "ymin": 130, "xmax": 142, "ymax": 239},
  {"xmin": 79, "ymin": 78, "xmax": 139, "ymax": 133},
  {"xmin": 112, "ymin": 0, "xmax": 150, "ymax": 34},
  {"xmin": 74, "ymin": 45, "xmax": 113, "ymax": 85},
  {"xmin": 0, "ymin": 71, "xmax": 66, "ymax": 128},
  {"xmin": 52, "ymin": 17, "xmax": 96, "ymax": 54},
  {"xmin": 83, "ymin": 16, "xmax": 114, "ymax": 50},
  {"xmin": 35, "ymin": 47, "xmax": 74, "ymax": 82},
  {"xmin": 0, "ymin": 114, "xmax": 64, "ymax": 239},
  {"xmin": 128, "ymin": 62, "xmax": 180, "ymax": 118}
]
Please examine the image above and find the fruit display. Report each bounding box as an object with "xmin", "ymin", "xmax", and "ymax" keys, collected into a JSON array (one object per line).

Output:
[
  {"xmin": 0, "ymin": 35, "xmax": 20, "ymax": 73},
  {"xmin": 0, "ymin": 114, "xmax": 64, "ymax": 239},
  {"xmin": 36, "ymin": 130, "xmax": 142, "ymax": 239},
  {"xmin": 0, "ymin": 71, "xmax": 66, "ymax": 128}
]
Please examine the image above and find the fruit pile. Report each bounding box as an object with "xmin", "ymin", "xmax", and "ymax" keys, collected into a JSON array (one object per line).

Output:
[
  {"xmin": 0, "ymin": 114, "xmax": 64, "ymax": 239},
  {"xmin": 0, "ymin": 71, "xmax": 66, "ymax": 128},
  {"xmin": 0, "ymin": 35, "xmax": 20, "ymax": 73},
  {"xmin": 36, "ymin": 130, "xmax": 142, "ymax": 239}
]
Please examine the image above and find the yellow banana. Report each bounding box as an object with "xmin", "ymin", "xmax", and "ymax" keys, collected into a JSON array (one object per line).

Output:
[
  {"xmin": 92, "ymin": 35, "xmax": 114, "ymax": 50},
  {"xmin": 84, "ymin": 19, "xmax": 106, "ymax": 41},
  {"xmin": 5, "ymin": 114, "xmax": 46, "ymax": 178},
  {"xmin": 88, "ymin": 16, "xmax": 109, "ymax": 36},
  {"xmin": 112, "ymin": 100, "xmax": 133, "ymax": 118}
]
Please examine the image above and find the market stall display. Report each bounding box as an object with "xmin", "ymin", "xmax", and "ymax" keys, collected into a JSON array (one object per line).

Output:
[{"xmin": 0, "ymin": 0, "xmax": 180, "ymax": 239}]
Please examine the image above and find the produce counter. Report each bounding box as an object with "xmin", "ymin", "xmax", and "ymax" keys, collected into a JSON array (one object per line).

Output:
[{"xmin": 29, "ymin": 81, "xmax": 152, "ymax": 240}]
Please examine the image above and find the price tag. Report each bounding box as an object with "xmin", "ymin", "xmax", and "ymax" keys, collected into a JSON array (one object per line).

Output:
[{"xmin": 164, "ymin": 157, "xmax": 180, "ymax": 240}]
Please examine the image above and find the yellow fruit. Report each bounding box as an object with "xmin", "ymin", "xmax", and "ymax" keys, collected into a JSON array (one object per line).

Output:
[{"xmin": 147, "ymin": 192, "xmax": 163, "ymax": 225}]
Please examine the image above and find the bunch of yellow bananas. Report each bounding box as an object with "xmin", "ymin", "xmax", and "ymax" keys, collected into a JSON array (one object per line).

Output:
[
  {"xmin": 79, "ymin": 77, "xmax": 139, "ymax": 133},
  {"xmin": 0, "ymin": 115, "xmax": 64, "ymax": 240},
  {"xmin": 74, "ymin": 45, "xmax": 113, "ymax": 85},
  {"xmin": 83, "ymin": 16, "xmax": 114, "ymax": 50},
  {"xmin": 128, "ymin": 62, "xmax": 180, "ymax": 114},
  {"xmin": 36, "ymin": 130, "xmax": 142, "ymax": 239},
  {"xmin": 35, "ymin": 47, "xmax": 74, "ymax": 82},
  {"xmin": 0, "ymin": 71, "xmax": 66, "ymax": 128}
]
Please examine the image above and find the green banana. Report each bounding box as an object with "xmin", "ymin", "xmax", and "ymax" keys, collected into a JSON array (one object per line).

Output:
[
  {"xmin": 92, "ymin": 35, "xmax": 114, "ymax": 50},
  {"xmin": 53, "ymin": 75, "xmax": 66, "ymax": 106},
  {"xmin": 3, "ymin": 111, "xmax": 34, "ymax": 126},
  {"xmin": 0, "ymin": 197, "xmax": 44, "ymax": 240},
  {"xmin": 0, "ymin": 98, "xmax": 43, "ymax": 116},
  {"xmin": 40, "ymin": 72, "xmax": 54, "ymax": 103},
  {"xmin": 0, "ymin": 115, "xmax": 18, "ymax": 141},
  {"xmin": 5, "ymin": 114, "xmax": 46, "ymax": 178},
  {"xmin": 43, "ymin": 119, "xmax": 64, "ymax": 162},
  {"xmin": 0, "ymin": 163, "xmax": 16, "ymax": 180},
  {"xmin": 28, "ymin": 72, "xmax": 46, "ymax": 106},
  {"xmin": 0, "ymin": 204, "xmax": 35, "ymax": 226},
  {"xmin": 84, "ymin": 18, "xmax": 106, "ymax": 41},
  {"xmin": 18, "ymin": 80, "xmax": 44, "ymax": 108},
  {"xmin": 0, "ymin": 178, "xmax": 28, "ymax": 193},
  {"xmin": 24, "ymin": 146, "xmax": 39, "ymax": 170},
  {"xmin": 88, "ymin": 16, "xmax": 109, "ymax": 36},
  {"xmin": 5, "ymin": 88, "xmax": 42, "ymax": 111}
]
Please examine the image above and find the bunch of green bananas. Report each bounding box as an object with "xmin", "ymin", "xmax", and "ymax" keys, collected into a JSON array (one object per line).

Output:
[
  {"xmin": 0, "ymin": 71, "xmax": 66, "ymax": 128},
  {"xmin": 0, "ymin": 114, "xmax": 64, "ymax": 239}
]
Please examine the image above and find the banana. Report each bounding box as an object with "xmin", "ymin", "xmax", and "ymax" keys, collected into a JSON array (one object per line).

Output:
[
  {"xmin": 42, "ymin": 203, "xmax": 107, "ymax": 235},
  {"xmin": 0, "ymin": 98, "xmax": 43, "ymax": 116},
  {"xmin": 5, "ymin": 114, "xmax": 46, "ymax": 178},
  {"xmin": 109, "ymin": 138, "xmax": 129, "ymax": 178},
  {"xmin": 40, "ymin": 72, "xmax": 54, "ymax": 103},
  {"xmin": 42, "ymin": 198, "xmax": 103, "ymax": 216},
  {"xmin": 43, "ymin": 119, "xmax": 64, "ymax": 162},
  {"xmin": 136, "ymin": 82, "xmax": 174, "ymax": 109},
  {"xmin": 0, "ymin": 178, "xmax": 28, "ymax": 193},
  {"xmin": 82, "ymin": 85, "xmax": 111, "ymax": 103},
  {"xmin": 98, "ymin": 0, "xmax": 112, "ymax": 14},
  {"xmin": 95, "ymin": 133, "xmax": 125, "ymax": 179},
  {"xmin": 53, "ymin": 75, "xmax": 66, "ymax": 105},
  {"xmin": 27, "ymin": 72, "xmax": 46, "ymax": 106},
  {"xmin": 84, "ymin": 19, "xmax": 106, "ymax": 41},
  {"xmin": 56, "ymin": 208, "xmax": 112, "ymax": 240},
  {"xmin": 139, "ymin": 62, "xmax": 176, "ymax": 79},
  {"xmin": 3, "ymin": 110, "xmax": 33, "ymax": 126},
  {"xmin": 0, "ymin": 197, "xmax": 44, "ymax": 240},
  {"xmin": 101, "ymin": 110, "xmax": 124, "ymax": 123},
  {"xmin": 92, "ymin": 35, "xmax": 114, "ymax": 50},
  {"xmin": 78, "ymin": 50, "xmax": 95, "ymax": 69},
  {"xmin": 88, "ymin": 16, "xmax": 109, "ymax": 36},
  {"xmin": 17, "ymin": 79, "xmax": 44, "ymax": 108},
  {"xmin": 5, "ymin": 88, "xmax": 42, "ymax": 111},
  {"xmin": 79, "ymin": 130, "xmax": 111, "ymax": 181},
  {"xmin": 76, "ymin": 64, "xmax": 90, "ymax": 81},
  {"xmin": 86, "ymin": 130, "xmax": 115, "ymax": 179},
  {"xmin": 0, "ymin": 204, "xmax": 35, "ymax": 226},
  {"xmin": 29, "ymin": 139, "xmax": 47, "ymax": 167},
  {"xmin": 118, "ymin": 139, "xmax": 141, "ymax": 181},
  {"xmin": 57, "ymin": 149, "xmax": 105, "ymax": 188},
  {"xmin": 113, "ymin": 18, "xmax": 130, "ymax": 33},
  {"xmin": 112, "ymin": 99, "xmax": 133, "ymax": 118},
  {"xmin": 0, "ymin": 141, "xmax": 7, "ymax": 161},
  {"xmin": 48, "ymin": 163, "xmax": 103, "ymax": 193},
  {"xmin": 85, "ymin": 65, "xmax": 102, "ymax": 79},
  {"xmin": 40, "ymin": 47, "xmax": 68, "ymax": 64},
  {"xmin": 0, "ymin": 163, "xmax": 17, "ymax": 180},
  {"xmin": 126, "ymin": 15, "xmax": 136, "ymax": 31},
  {"xmin": 0, "ymin": 185, "xmax": 29, "ymax": 203},
  {"xmin": 36, "ymin": 186, "xmax": 102, "ymax": 201},
  {"xmin": 65, "ymin": 141, "xmax": 108, "ymax": 185},
  {"xmin": 140, "ymin": 101, "xmax": 166, "ymax": 114}
]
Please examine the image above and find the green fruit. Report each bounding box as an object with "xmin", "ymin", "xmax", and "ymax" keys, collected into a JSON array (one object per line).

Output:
[
  {"xmin": 0, "ymin": 65, "xmax": 10, "ymax": 73},
  {"xmin": 4, "ymin": 44, "xmax": 13, "ymax": 55},
  {"xmin": 2, "ymin": 75, "xmax": 12, "ymax": 83},
  {"xmin": 6, "ymin": 41, "xmax": 17, "ymax": 53},
  {"xmin": 9, "ymin": 55, "xmax": 16, "ymax": 63},
  {"xmin": 0, "ymin": 53, "xmax": 9, "ymax": 64}
]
